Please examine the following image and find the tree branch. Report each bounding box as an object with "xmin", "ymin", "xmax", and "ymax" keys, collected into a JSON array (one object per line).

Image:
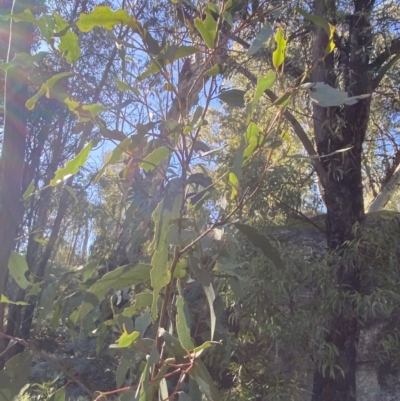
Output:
[{"xmin": 232, "ymin": 60, "xmax": 328, "ymax": 187}]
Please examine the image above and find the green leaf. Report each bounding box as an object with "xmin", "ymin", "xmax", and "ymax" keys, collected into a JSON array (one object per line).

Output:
[
  {"xmin": 26, "ymin": 72, "xmax": 73, "ymax": 110},
  {"xmin": 247, "ymin": 22, "xmax": 273, "ymax": 56},
  {"xmin": 273, "ymin": 91, "xmax": 291, "ymax": 106},
  {"xmin": 116, "ymin": 351, "xmax": 136, "ymax": 388},
  {"xmin": 176, "ymin": 295, "xmax": 195, "ymax": 350},
  {"xmin": 150, "ymin": 247, "xmax": 170, "ymax": 321},
  {"xmin": 243, "ymin": 122, "xmax": 262, "ymax": 165},
  {"xmin": 195, "ymin": 11, "xmax": 217, "ymax": 49},
  {"xmin": 253, "ymin": 71, "xmax": 276, "ymax": 105},
  {"xmin": 64, "ymin": 185, "xmax": 78, "ymax": 205},
  {"xmin": 55, "ymin": 14, "xmax": 80, "ymax": 64},
  {"xmin": 26, "ymin": 282, "xmax": 41, "ymax": 296},
  {"xmin": 235, "ymin": 224, "xmax": 284, "ymax": 269},
  {"xmin": 217, "ymin": 89, "xmax": 246, "ymax": 108},
  {"xmin": 78, "ymin": 264, "xmax": 151, "ymax": 320},
  {"xmin": 137, "ymin": 45, "xmax": 199, "ymax": 81},
  {"xmin": 297, "ymin": 8, "xmax": 335, "ymax": 55},
  {"xmin": 159, "ymin": 328, "xmax": 187, "ymax": 358},
  {"xmin": 189, "ymin": 359, "xmax": 219, "ymax": 401},
  {"xmin": 188, "ymin": 173, "xmax": 212, "ymax": 188},
  {"xmin": 140, "ymin": 146, "xmax": 170, "ymax": 172},
  {"xmin": 8, "ymin": 251, "xmax": 30, "ymax": 289},
  {"xmin": 229, "ymin": 172, "xmax": 239, "ymax": 199},
  {"xmin": 95, "ymin": 137, "xmax": 133, "ymax": 182},
  {"xmin": 193, "ymin": 141, "xmax": 211, "ymax": 153},
  {"xmin": 0, "ymin": 51, "xmax": 48, "ymax": 72},
  {"xmin": 48, "ymin": 386, "xmax": 66, "ymax": 401},
  {"xmin": 272, "ymin": 26, "xmax": 286, "ymax": 70},
  {"xmin": 116, "ymin": 79, "xmax": 140, "ymax": 96},
  {"xmin": 122, "ymin": 292, "xmax": 153, "ymax": 317},
  {"xmin": 50, "ymin": 141, "xmax": 93, "ymax": 186},
  {"xmin": 203, "ymin": 63, "xmax": 226, "ymax": 76},
  {"xmin": 22, "ymin": 181, "xmax": 35, "ymax": 201},
  {"xmin": 0, "ymin": 294, "xmax": 28, "ymax": 305},
  {"xmin": 116, "ymin": 330, "xmax": 141, "ymax": 348},
  {"xmin": 135, "ymin": 310, "xmax": 151, "ymax": 336},
  {"xmin": 76, "ymin": 6, "xmax": 132, "ymax": 32},
  {"xmin": 0, "ymin": 351, "xmax": 33, "ymax": 400}
]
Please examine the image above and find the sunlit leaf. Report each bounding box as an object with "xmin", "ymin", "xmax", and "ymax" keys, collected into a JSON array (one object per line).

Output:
[
  {"xmin": 140, "ymin": 146, "xmax": 170, "ymax": 172},
  {"xmin": 55, "ymin": 14, "xmax": 80, "ymax": 64},
  {"xmin": 8, "ymin": 251, "xmax": 30, "ymax": 289},
  {"xmin": 50, "ymin": 141, "xmax": 93, "ymax": 186},
  {"xmin": 48, "ymin": 386, "xmax": 66, "ymax": 401},
  {"xmin": 247, "ymin": 22, "xmax": 273, "ymax": 56},
  {"xmin": 195, "ymin": 11, "xmax": 217, "ymax": 49},
  {"xmin": 26, "ymin": 72, "xmax": 73, "ymax": 110},
  {"xmin": 116, "ymin": 330, "xmax": 141, "ymax": 348},
  {"xmin": 76, "ymin": 6, "xmax": 132, "ymax": 32},
  {"xmin": 272, "ymin": 26, "xmax": 286, "ymax": 70},
  {"xmin": 0, "ymin": 294, "xmax": 28, "ymax": 305},
  {"xmin": 253, "ymin": 71, "xmax": 276, "ymax": 105}
]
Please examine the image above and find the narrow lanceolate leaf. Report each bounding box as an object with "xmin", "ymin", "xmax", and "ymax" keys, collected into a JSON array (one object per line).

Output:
[
  {"xmin": 22, "ymin": 181, "xmax": 35, "ymax": 200},
  {"xmin": 0, "ymin": 51, "xmax": 48, "ymax": 72},
  {"xmin": 243, "ymin": 122, "xmax": 262, "ymax": 165},
  {"xmin": 48, "ymin": 386, "xmax": 66, "ymax": 401},
  {"xmin": 247, "ymin": 22, "xmax": 273, "ymax": 56},
  {"xmin": 297, "ymin": 8, "xmax": 335, "ymax": 55},
  {"xmin": 116, "ymin": 330, "xmax": 141, "ymax": 348},
  {"xmin": 253, "ymin": 71, "xmax": 276, "ymax": 105},
  {"xmin": 50, "ymin": 140, "xmax": 93, "ymax": 186},
  {"xmin": 150, "ymin": 246, "xmax": 170, "ymax": 320},
  {"xmin": 26, "ymin": 72, "xmax": 73, "ymax": 110},
  {"xmin": 76, "ymin": 6, "xmax": 132, "ymax": 32},
  {"xmin": 137, "ymin": 45, "xmax": 199, "ymax": 81},
  {"xmin": 189, "ymin": 359, "xmax": 219, "ymax": 401},
  {"xmin": 0, "ymin": 295, "xmax": 28, "ymax": 305},
  {"xmin": 217, "ymin": 89, "xmax": 246, "ymax": 108},
  {"xmin": 235, "ymin": 223, "xmax": 284, "ymax": 269},
  {"xmin": 203, "ymin": 63, "xmax": 226, "ymax": 76},
  {"xmin": 176, "ymin": 296, "xmax": 195, "ymax": 350},
  {"xmin": 272, "ymin": 26, "xmax": 286, "ymax": 70},
  {"xmin": 55, "ymin": 14, "xmax": 80, "ymax": 64},
  {"xmin": 78, "ymin": 263, "xmax": 151, "ymax": 320},
  {"xmin": 195, "ymin": 11, "xmax": 217, "ymax": 49},
  {"xmin": 8, "ymin": 251, "xmax": 30, "ymax": 289},
  {"xmin": 140, "ymin": 146, "xmax": 170, "ymax": 172}
]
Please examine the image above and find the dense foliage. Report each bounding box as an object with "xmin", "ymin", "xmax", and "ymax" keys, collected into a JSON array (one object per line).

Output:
[{"xmin": 0, "ymin": 0, "xmax": 400, "ymax": 400}]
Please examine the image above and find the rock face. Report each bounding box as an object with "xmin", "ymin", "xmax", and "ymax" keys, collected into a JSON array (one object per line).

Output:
[{"xmin": 269, "ymin": 212, "xmax": 400, "ymax": 401}]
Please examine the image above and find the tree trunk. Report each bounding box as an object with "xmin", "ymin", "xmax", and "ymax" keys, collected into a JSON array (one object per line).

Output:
[
  {"xmin": 311, "ymin": 0, "xmax": 374, "ymax": 400},
  {"xmin": 0, "ymin": 0, "xmax": 36, "ymax": 360}
]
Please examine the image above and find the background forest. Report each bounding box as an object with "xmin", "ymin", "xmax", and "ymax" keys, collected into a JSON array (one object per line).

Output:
[{"xmin": 0, "ymin": 0, "xmax": 400, "ymax": 400}]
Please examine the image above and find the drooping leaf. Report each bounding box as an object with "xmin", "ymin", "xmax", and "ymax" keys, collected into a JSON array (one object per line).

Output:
[
  {"xmin": 26, "ymin": 72, "xmax": 73, "ymax": 110},
  {"xmin": 188, "ymin": 173, "xmax": 212, "ymax": 188},
  {"xmin": 247, "ymin": 22, "xmax": 273, "ymax": 56},
  {"xmin": 140, "ymin": 146, "xmax": 170, "ymax": 172},
  {"xmin": 50, "ymin": 141, "xmax": 93, "ymax": 186},
  {"xmin": 193, "ymin": 141, "xmax": 211, "ymax": 153},
  {"xmin": 297, "ymin": 8, "xmax": 335, "ymax": 54},
  {"xmin": 235, "ymin": 223, "xmax": 284, "ymax": 269},
  {"xmin": 76, "ymin": 6, "xmax": 132, "ymax": 32},
  {"xmin": 195, "ymin": 11, "xmax": 217, "ymax": 49},
  {"xmin": 159, "ymin": 329, "xmax": 187, "ymax": 358},
  {"xmin": 54, "ymin": 14, "xmax": 80, "ymax": 64},
  {"xmin": 22, "ymin": 181, "xmax": 35, "ymax": 201},
  {"xmin": 243, "ymin": 122, "xmax": 262, "ymax": 165},
  {"xmin": 217, "ymin": 89, "xmax": 246, "ymax": 108},
  {"xmin": 116, "ymin": 351, "xmax": 136, "ymax": 388},
  {"xmin": 78, "ymin": 264, "xmax": 151, "ymax": 320},
  {"xmin": 176, "ymin": 295, "xmax": 195, "ymax": 350},
  {"xmin": 137, "ymin": 45, "xmax": 199, "ymax": 81},
  {"xmin": 8, "ymin": 251, "xmax": 30, "ymax": 289},
  {"xmin": 189, "ymin": 359, "xmax": 219, "ymax": 401},
  {"xmin": 0, "ymin": 51, "xmax": 48, "ymax": 72},
  {"xmin": 0, "ymin": 294, "xmax": 28, "ymax": 305},
  {"xmin": 253, "ymin": 71, "xmax": 276, "ymax": 105},
  {"xmin": 272, "ymin": 26, "xmax": 286, "ymax": 70},
  {"xmin": 0, "ymin": 351, "xmax": 33, "ymax": 400},
  {"xmin": 95, "ymin": 137, "xmax": 133, "ymax": 182},
  {"xmin": 203, "ymin": 63, "xmax": 226, "ymax": 76}
]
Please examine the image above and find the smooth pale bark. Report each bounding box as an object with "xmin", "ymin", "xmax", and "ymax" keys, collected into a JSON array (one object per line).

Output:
[{"xmin": 368, "ymin": 163, "xmax": 400, "ymax": 212}]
